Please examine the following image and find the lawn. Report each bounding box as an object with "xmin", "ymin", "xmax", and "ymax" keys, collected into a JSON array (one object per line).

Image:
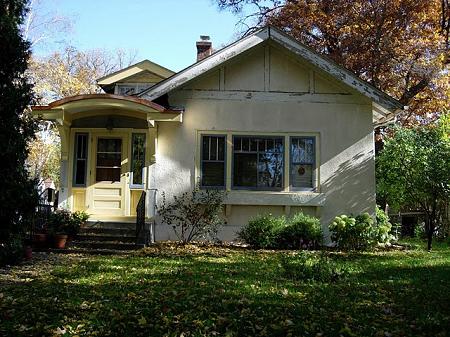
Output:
[{"xmin": 0, "ymin": 240, "xmax": 449, "ymax": 337}]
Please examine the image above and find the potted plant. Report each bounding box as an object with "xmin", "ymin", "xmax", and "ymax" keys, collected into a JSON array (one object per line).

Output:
[
  {"xmin": 47, "ymin": 210, "xmax": 89, "ymax": 248},
  {"xmin": 32, "ymin": 231, "xmax": 48, "ymax": 249},
  {"xmin": 48, "ymin": 209, "xmax": 72, "ymax": 249},
  {"xmin": 23, "ymin": 238, "xmax": 32, "ymax": 260},
  {"xmin": 67, "ymin": 211, "xmax": 89, "ymax": 238}
]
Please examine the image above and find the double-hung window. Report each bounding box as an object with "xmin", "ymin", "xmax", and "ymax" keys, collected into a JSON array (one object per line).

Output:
[
  {"xmin": 290, "ymin": 137, "xmax": 315, "ymax": 190},
  {"xmin": 73, "ymin": 133, "xmax": 88, "ymax": 187},
  {"xmin": 200, "ymin": 135, "xmax": 226, "ymax": 188},
  {"xmin": 233, "ymin": 136, "xmax": 284, "ymax": 190}
]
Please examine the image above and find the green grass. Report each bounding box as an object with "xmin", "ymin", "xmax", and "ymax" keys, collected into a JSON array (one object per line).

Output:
[{"xmin": 1, "ymin": 240, "xmax": 449, "ymax": 336}]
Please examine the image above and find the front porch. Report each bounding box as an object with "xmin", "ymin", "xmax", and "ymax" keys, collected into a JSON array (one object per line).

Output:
[{"xmin": 32, "ymin": 94, "xmax": 182, "ymax": 246}]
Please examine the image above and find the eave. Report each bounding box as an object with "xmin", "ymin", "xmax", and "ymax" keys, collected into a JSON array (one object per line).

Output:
[
  {"xmin": 97, "ymin": 60, "xmax": 175, "ymax": 86},
  {"xmin": 32, "ymin": 94, "xmax": 183, "ymax": 125}
]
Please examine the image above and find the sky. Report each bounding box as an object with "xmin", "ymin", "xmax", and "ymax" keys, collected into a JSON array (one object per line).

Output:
[{"xmin": 33, "ymin": 0, "xmax": 249, "ymax": 72}]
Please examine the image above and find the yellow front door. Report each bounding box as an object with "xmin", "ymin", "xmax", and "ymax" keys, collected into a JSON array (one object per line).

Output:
[{"xmin": 88, "ymin": 132, "xmax": 128, "ymax": 217}]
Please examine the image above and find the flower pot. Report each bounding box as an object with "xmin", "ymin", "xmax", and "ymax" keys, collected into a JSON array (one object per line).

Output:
[
  {"xmin": 32, "ymin": 233, "xmax": 48, "ymax": 249},
  {"xmin": 53, "ymin": 234, "xmax": 68, "ymax": 249},
  {"xmin": 24, "ymin": 245, "xmax": 32, "ymax": 260}
]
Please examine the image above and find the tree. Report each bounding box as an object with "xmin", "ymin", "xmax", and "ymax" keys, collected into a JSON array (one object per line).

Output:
[
  {"xmin": 217, "ymin": 0, "xmax": 450, "ymax": 126},
  {"xmin": 28, "ymin": 46, "xmax": 138, "ymax": 104},
  {"xmin": 22, "ymin": 0, "xmax": 73, "ymax": 50},
  {"xmin": 27, "ymin": 122, "xmax": 60, "ymax": 187},
  {"xmin": 376, "ymin": 115, "xmax": 450, "ymax": 250},
  {"xmin": 0, "ymin": 0, "xmax": 38, "ymax": 259}
]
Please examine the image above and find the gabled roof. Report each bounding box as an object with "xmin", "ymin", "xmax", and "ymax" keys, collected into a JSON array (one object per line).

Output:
[
  {"xmin": 97, "ymin": 59, "xmax": 175, "ymax": 86},
  {"xmin": 139, "ymin": 26, "xmax": 403, "ymax": 114}
]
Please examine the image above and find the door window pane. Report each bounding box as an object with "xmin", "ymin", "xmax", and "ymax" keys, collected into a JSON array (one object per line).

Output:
[{"xmin": 96, "ymin": 138, "xmax": 121, "ymax": 182}]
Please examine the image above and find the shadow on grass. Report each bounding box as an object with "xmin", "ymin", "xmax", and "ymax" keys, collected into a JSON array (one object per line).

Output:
[{"xmin": 1, "ymin": 250, "xmax": 449, "ymax": 337}]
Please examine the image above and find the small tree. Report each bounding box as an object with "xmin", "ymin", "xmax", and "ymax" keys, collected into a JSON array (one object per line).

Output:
[
  {"xmin": 157, "ymin": 186, "xmax": 227, "ymax": 244},
  {"xmin": 377, "ymin": 117, "xmax": 450, "ymax": 250}
]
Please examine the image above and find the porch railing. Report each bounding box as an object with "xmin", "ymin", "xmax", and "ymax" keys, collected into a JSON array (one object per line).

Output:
[
  {"xmin": 30, "ymin": 189, "xmax": 58, "ymax": 238},
  {"xmin": 135, "ymin": 191, "xmax": 147, "ymax": 245}
]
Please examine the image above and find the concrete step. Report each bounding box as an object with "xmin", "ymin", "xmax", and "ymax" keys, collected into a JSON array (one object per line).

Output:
[
  {"xmin": 76, "ymin": 234, "xmax": 136, "ymax": 243},
  {"xmin": 42, "ymin": 248, "xmax": 136, "ymax": 255},
  {"xmin": 68, "ymin": 240, "xmax": 143, "ymax": 251},
  {"xmin": 79, "ymin": 227, "xmax": 136, "ymax": 236},
  {"xmin": 84, "ymin": 221, "xmax": 136, "ymax": 230}
]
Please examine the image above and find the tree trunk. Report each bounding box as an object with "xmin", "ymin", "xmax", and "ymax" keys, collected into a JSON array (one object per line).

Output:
[
  {"xmin": 426, "ymin": 208, "xmax": 436, "ymax": 252},
  {"xmin": 427, "ymin": 224, "xmax": 433, "ymax": 251}
]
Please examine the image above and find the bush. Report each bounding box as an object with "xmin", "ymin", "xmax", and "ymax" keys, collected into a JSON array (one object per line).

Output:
[
  {"xmin": 238, "ymin": 213, "xmax": 323, "ymax": 249},
  {"xmin": 278, "ymin": 213, "xmax": 323, "ymax": 249},
  {"xmin": 375, "ymin": 206, "xmax": 394, "ymax": 243},
  {"xmin": 329, "ymin": 214, "xmax": 374, "ymax": 251},
  {"xmin": 157, "ymin": 186, "xmax": 227, "ymax": 244},
  {"xmin": 280, "ymin": 252, "xmax": 348, "ymax": 282},
  {"xmin": 238, "ymin": 214, "xmax": 287, "ymax": 249},
  {"xmin": 0, "ymin": 235, "xmax": 23, "ymax": 266},
  {"xmin": 329, "ymin": 208, "xmax": 396, "ymax": 251}
]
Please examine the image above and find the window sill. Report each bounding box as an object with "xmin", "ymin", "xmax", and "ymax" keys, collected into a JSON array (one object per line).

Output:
[{"xmin": 224, "ymin": 190, "xmax": 325, "ymax": 207}]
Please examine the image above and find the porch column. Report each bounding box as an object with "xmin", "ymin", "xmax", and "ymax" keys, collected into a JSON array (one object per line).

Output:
[
  {"xmin": 146, "ymin": 126, "xmax": 157, "ymax": 219},
  {"xmin": 57, "ymin": 124, "xmax": 70, "ymax": 209}
]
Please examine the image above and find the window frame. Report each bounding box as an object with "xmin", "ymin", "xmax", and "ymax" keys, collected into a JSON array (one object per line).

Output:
[
  {"xmin": 130, "ymin": 133, "xmax": 146, "ymax": 189},
  {"xmin": 231, "ymin": 135, "xmax": 285, "ymax": 191},
  {"xmin": 200, "ymin": 134, "xmax": 227, "ymax": 189},
  {"xmin": 289, "ymin": 136, "xmax": 316, "ymax": 191},
  {"xmin": 72, "ymin": 132, "xmax": 89, "ymax": 187}
]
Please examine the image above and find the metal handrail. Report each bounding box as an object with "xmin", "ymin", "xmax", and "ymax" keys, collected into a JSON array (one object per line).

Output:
[{"xmin": 135, "ymin": 191, "xmax": 146, "ymax": 244}]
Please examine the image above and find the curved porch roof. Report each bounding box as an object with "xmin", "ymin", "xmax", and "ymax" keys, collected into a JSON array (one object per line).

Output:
[{"xmin": 32, "ymin": 94, "xmax": 182, "ymax": 124}]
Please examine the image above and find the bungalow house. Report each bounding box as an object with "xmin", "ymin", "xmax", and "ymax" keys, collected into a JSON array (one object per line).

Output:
[{"xmin": 33, "ymin": 26, "xmax": 403, "ymax": 243}]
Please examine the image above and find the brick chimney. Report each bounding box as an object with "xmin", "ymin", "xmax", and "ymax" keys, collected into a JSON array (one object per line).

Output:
[{"xmin": 196, "ymin": 35, "xmax": 212, "ymax": 61}]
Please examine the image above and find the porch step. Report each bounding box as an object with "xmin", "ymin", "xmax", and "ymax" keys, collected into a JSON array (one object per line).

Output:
[
  {"xmin": 42, "ymin": 248, "xmax": 136, "ymax": 255},
  {"xmin": 73, "ymin": 220, "xmax": 142, "ymax": 251},
  {"xmin": 84, "ymin": 221, "xmax": 136, "ymax": 230},
  {"xmin": 76, "ymin": 234, "xmax": 136, "ymax": 243},
  {"xmin": 79, "ymin": 227, "xmax": 136, "ymax": 236},
  {"xmin": 68, "ymin": 240, "xmax": 144, "ymax": 251}
]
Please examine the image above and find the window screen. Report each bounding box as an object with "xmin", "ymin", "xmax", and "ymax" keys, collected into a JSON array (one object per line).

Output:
[
  {"xmin": 201, "ymin": 135, "xmax": 226, "ymax": 188},
  {"xmin": 73, "ymin": 133, "xmax": 88, "ymax": 186},
  {"xmin": 290, "ymin": 137, "xmax": 315, "ymax": 189}
]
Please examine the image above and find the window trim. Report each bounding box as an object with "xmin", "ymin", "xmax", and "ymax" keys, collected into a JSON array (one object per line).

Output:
[
  {"xmin": 130, "ymin": 133, "xmax": 146, "ymax": 189},
  {"xmin": 289, "ymin": 136, "xmax": 316, "ymax": 192},
  {"xmin": 231, "ymin": 135, "xmax": 285, "ymax": 191},
  {"xmin": 196, "ymin": 131, "xmax": 320, "ymax": 194},
  {"xmin": 200, "ymin": 134, "xmax": 227, "ymax": 189},
  {"xmin": 72, "ymin": 132, "xmax": 88, "ymax": 187}
]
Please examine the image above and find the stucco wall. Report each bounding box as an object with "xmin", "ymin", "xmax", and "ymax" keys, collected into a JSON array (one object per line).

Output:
[{"xmin": 152, "ymin": 44, "xmax": 376, "ymax": 242}]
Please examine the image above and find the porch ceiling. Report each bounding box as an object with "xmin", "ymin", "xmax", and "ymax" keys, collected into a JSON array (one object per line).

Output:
[{"xmin": 32, "ymin": 94, "xmax": 182, "ymax": 124}]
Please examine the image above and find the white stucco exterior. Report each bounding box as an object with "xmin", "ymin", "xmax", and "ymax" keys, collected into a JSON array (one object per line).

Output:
[{"xmin": 150, "ymin": 43, "xmax": 377, "ymax": 242}]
